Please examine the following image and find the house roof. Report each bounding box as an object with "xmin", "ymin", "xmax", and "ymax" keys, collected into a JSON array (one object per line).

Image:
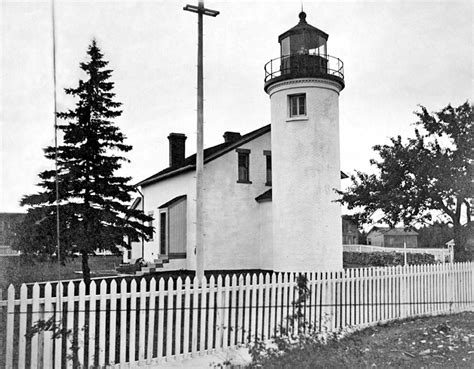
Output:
[
  {"xmin": 159, "ymin": 195, "xmax": 187, "ymax": 209},
  {"xmin": 368, "ymin": 227, "xmax": 418, "ymax": 236},
  {"xmin": 255, "ymin": 189, "xmax": 272, "ymax": 203},
  {"xmin": 137, "ymin": 123, "xmax": 349, "ymax": 188},
  {"xmin": 137, "ymin": 124, "xmax": 271, "ymax": 188}
]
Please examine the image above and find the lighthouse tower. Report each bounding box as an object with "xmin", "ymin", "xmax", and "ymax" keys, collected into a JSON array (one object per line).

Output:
[{"xmin": 264, "ymin": 12, "xmax": 345, "ymax": 271}]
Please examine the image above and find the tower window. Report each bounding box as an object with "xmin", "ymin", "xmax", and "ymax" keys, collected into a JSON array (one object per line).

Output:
[
  {"xmin": 263, "ymin": 150, "xmax": 272, "ymax": 186},
  {"xmin": 236, "ymin": 148, "xmax": 251, "ymax": 183},
  {"xmin": 289, "ymin": 94, "xmax": 306, "ymax": 117}
]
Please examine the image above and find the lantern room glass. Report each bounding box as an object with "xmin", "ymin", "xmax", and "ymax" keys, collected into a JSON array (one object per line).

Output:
[{"xmin": 280, "ymin": 33, "xmax": 327, "ymax": 57}]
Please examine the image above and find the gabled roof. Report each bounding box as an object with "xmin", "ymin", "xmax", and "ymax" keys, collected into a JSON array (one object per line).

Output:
[
  {"xmin": 368, "ymin": 227, "xmax": 418, "ymax": 236},
  {"xmin": 159, "ymin": 195, "xmax": 187, "ymax": 209},
  {"xmin": 137, "ymin": 124, "xmax": 271, "ymax": 187},
  {"xmin": 255, "ymin": 189, "xmax": 272, "ymax": 203}
]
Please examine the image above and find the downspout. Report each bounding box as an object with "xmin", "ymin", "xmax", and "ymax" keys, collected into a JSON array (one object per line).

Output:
[{"xmin": 135, "ymin": 187, "xmax": 145, "ymax": 260}]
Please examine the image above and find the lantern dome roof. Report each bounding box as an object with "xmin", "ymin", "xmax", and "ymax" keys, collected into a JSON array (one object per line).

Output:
[{"xmin": 278, "ymin": 12, "xmax": 329, "ymax": 43}]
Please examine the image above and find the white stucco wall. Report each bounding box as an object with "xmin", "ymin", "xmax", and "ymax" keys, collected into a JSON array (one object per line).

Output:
[
  {"xmin": 202, "ymin": 133, "xmax": 272, "ymax": 270},
  {"xmin": 268, "ymin": 78, "xmax": 343, "ymax": 271},
  {"xmin": 258, "ymin": 201, "xmax": 273, "ymax": 270},
  {"xmin": 139, "ymin": 171, "xmax": 196, "ymax": 268}
]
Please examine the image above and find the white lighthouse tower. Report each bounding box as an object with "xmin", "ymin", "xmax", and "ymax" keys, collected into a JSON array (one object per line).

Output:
[{"xmin": 265, "ymin": 12, "xmax": 345, "ymax": 271}]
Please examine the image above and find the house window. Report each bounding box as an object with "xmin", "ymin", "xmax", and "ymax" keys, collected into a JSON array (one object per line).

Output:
[
  {"xmin": 147, "ymin": 211, "xmax": 154, "ymax": 241},
  {"xmin": 289, "ymin": 94, "xmax": 306, "ymax": 117},
  {"xmin": 158, "ymin": 195, "xmax": 187, "ymax": 258},
  {"xmin": 263, "ymin": 150, "xmax": 271, "ymax": 186},
  {"xmin": 159, "ymin": 211, "xmax": 167, "ymax": 255},
  {"xmin": 236, "ymin": 148, "xmax": 251, "ymax": 183}
]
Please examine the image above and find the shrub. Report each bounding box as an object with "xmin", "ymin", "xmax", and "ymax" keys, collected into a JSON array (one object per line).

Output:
[{"xmin": 343, "ymin": 251, "xmax": 436, "ymax": 267}]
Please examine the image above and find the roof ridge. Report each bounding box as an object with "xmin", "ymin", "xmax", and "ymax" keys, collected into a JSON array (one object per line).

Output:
[{"xmin": 136, "ymin": 124, "xmax": 271, "ymax": 187}]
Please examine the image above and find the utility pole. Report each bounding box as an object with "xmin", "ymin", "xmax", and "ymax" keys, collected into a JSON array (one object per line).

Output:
[{"xmin": 184, "ymin": 1, "xmax": 219, "ymax": 283}]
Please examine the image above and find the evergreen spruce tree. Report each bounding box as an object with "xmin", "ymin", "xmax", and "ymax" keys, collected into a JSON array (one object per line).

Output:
[{"xmin": 15, "ymin": 40, "xmax": 152, "ymax": 283}]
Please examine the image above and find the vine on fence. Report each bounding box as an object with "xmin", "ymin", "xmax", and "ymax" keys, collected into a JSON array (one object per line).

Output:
[{"xmin": 26, "ymin": 316, "xmax": 81, "ymax": 365}]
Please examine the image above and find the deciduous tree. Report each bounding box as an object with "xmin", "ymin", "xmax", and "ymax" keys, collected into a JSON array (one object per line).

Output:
[{"xmin": 338, "ymin": 102, "xmax": 472, "ymax": 261}]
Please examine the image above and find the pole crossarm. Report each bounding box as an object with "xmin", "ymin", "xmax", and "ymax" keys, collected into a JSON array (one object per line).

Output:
[{"xmin": 183, "ymin": 4, "xmax": 219, "ymax": 17}]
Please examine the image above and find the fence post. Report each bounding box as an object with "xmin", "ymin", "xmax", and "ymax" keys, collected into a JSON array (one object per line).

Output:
[
  {"xmin": 157, "ymin": 277, "xmax": 166, "ymax": 359},
  {"xmin": 138, "ymin": 278, "xmax": 147, "ymax": 362},
  {"xmin": 5, "ymin": 285, "xmax": 15, "ymax": 368},
  {"xmin": 18, "ymin": 284, "xmax": 28, "ymax": 369},
  {"xmin": 119, "ymin": 279, "xmax": 128, "ymax": 365},
  {"xmin": 400, "ymin": 265, "xmax": 407, "ymax": 319},
  {"xmin": 78, "ymin": 281, "xmax": 86, "ymax": 367},
  {"xmin": 87, "ymin": 281, "xmax": 97, "ymax": 368},
  {"xmin": 98, "ymin": 280, "xmax": 108, "ymax": 367},
  {"xmin": 175, "ymin": 277, "xmax": 183, "ymax": 358},
  {"xmin": 166, "ymin": 277, "xmax": 174, "ymax": 358},
  {"xmin": 274, "ymin": 273, "xmax": 282, "ymax": 337},
  {"xmin": 250, "ymin": 274, "xmax": 258, "ymax": 341},
  {"xmin": 199, "ymin": 276, "xmax": 208, "ymax": 353},
  {"xmin": 109, "ymin": 279, "xmax": 117, "ymax": 366},
  {"xmin": 229, "ymin": 274, "xmax": 238, "ymax": 347},
  {"xmin": 263, "ymin": 273, "xmax": 271, "ymax": 340},
  {"xmin": 129, "ymin": 279, "xmax": 137, "ymax": 363},
  {"xmin": 207, "ymin": 275, "xmax": 216, "ymax": 353},
  {"xmin": 215, "ymin": 275, "xmax": 223, "ymax": 350},
  {"xmin": 287, "ymin": 273, "xmax": 295, "ymax": 336},
  {"xmin": 241, "ymin": 275, "xmax": 250, "ymax": 343},
  {"xmin": 146, "ymin": 277, "xmax": 158, "ymax": 364},
  {"xmin": 66, "ymin": 281, "xmax": 75, "ymax": 369},
  {"xmin": 182, "ymin": 277, "xmax": 191, "ymax": 358},
  {"xmin": 31, "ymin": 283, "xmax": 40, "ymax": 367}
]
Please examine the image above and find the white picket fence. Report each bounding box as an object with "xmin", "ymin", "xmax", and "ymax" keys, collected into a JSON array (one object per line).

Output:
[
  {"xmin": 1, "ymin": 262, "xmax": 473, "ymax": 368},
  {"xmin": 343, "ymin": 244, "xmax": 454, "ymax": 263}
]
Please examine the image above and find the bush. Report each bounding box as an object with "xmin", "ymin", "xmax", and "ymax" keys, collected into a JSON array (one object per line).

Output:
[
  {"xmin": 115, "ymin": 263, "xmax": 141, "ymax": 274},
  {"xmin": 343, "ymin": 251, "xmax": 436, "ymax": 267}
]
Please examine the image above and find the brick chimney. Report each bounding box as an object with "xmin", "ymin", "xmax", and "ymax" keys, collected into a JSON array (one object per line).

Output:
[
  {"xmin": 168, "ymin": 133, "xmax": 187, "ymax": 167},
  {"xmin": 223, "ymin": 131, "xmax": 241, "ymax": 143}
]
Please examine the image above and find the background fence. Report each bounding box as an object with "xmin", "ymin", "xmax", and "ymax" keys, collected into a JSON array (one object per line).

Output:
[
  {"xmin": 343, "ymin": 244, "xmax": 453, "ymax": 263},
  {"xmin": 0, "ymin": 246, "xmax": 21, "ymax": 256},
  {"xmin": 1, "ymin": 262, "xmax": 472, "ymax": 368}
]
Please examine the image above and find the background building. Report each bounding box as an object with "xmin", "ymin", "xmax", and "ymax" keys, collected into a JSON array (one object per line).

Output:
[{"xmin": 367, "ymin": 227, "xmax": 419, "ymax": 248}]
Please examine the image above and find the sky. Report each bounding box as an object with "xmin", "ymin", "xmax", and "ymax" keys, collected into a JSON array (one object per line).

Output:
[{"xmin": 1, "ymin": 0, "xmax": 472, "ymax": 213}]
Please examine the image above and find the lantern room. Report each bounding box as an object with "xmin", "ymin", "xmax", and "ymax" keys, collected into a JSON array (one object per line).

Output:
[
  {"xmin": 264, "ymin": 12, "xmax": 344, "ymax": 92},
  {"xmin": 279, "ymin": 11, "xmax": 328, "ymax": 57}
]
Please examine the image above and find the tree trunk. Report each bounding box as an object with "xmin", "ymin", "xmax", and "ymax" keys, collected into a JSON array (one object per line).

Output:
[
  {"xmin": 452, "ymin": 220, "xmax": 467, "ymax": 262},
  {"xmin": 81, "ymin": 251, "xmax": 91, "ymax": 285}
]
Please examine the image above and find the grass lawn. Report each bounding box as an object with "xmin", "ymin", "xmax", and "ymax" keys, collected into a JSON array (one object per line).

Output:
[
  {"xmin": 0, "ymin": 255, "xmax": 122, "ymax": 290},
  {"xmin": 250, "ymin": 312, "xmax": 474, "ymax": 368}
]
